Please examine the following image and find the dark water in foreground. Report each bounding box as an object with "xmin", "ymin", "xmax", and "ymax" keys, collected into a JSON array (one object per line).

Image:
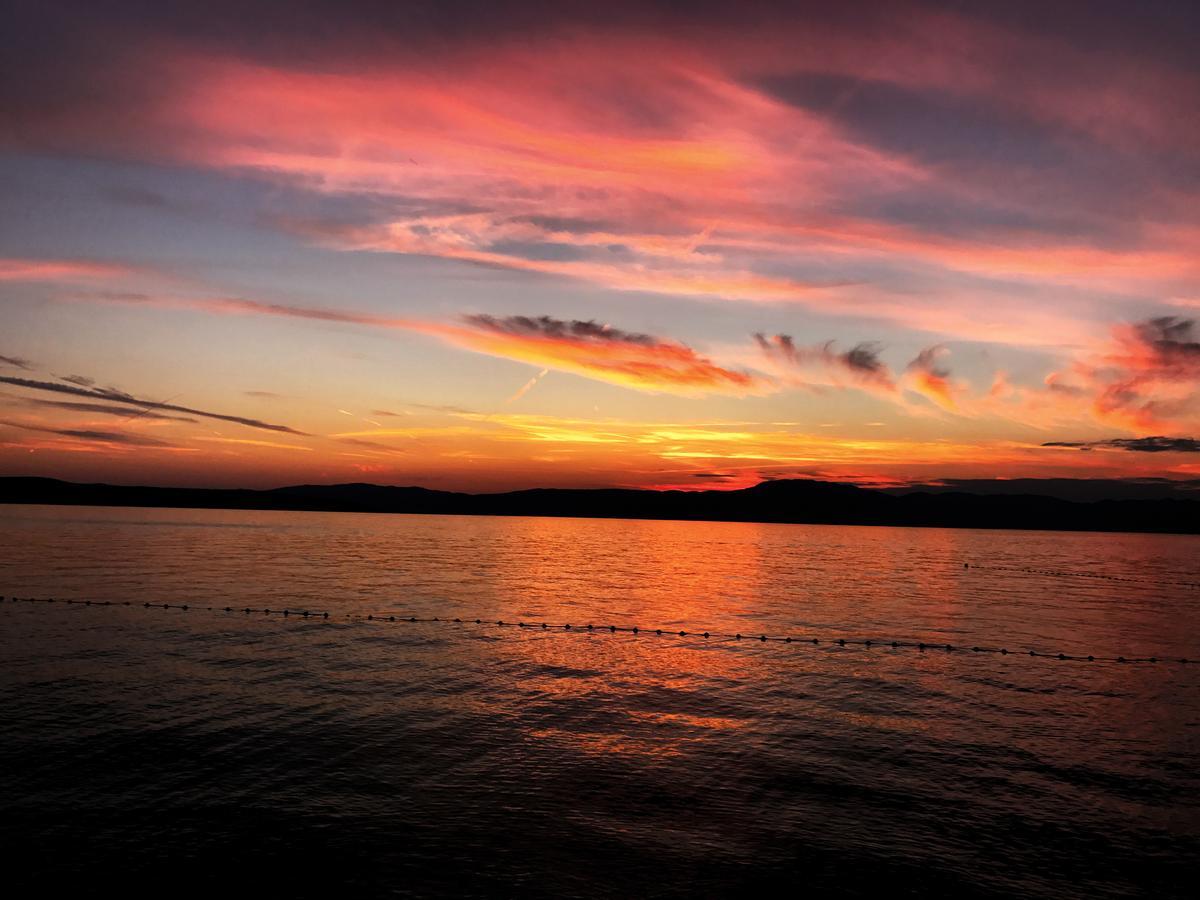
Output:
[{"xmin": 1, "ymin": 505, "xmax": 1198, "ymax": 898}]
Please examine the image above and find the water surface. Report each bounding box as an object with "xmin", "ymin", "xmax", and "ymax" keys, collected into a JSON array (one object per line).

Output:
[{"xmin": 2, "ymin": 505, "xmax": 1198, "ymax": 897}]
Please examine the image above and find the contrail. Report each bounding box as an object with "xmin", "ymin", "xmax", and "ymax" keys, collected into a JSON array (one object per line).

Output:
[{"xmin": 505, "ymin": 368, "xmax": 549, "ymax": 404}]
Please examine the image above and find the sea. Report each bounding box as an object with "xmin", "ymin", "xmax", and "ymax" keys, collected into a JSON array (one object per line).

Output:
[{"xmin": 1, "ymin": 504, "xmax": 1197, "ymax": 897}]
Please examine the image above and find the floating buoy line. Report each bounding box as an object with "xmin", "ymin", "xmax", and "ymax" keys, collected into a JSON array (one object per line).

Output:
[
  {"xmin": 4, "ymin": 595, "xmax": 1193, "ymax": 667},
  {"xmin": 962, "ymin": 562, "xmax": 1200, "ymax": 590}
]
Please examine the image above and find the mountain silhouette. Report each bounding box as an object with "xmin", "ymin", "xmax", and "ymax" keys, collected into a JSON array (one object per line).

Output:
[{"xmin": 2, "ymin": 476, "xmax": 1197, "ymax": 534}]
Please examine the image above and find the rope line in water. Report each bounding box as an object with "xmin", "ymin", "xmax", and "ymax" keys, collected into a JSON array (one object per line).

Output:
[
  {"xmin": 963, "ymin": 563, "xmax": 1200, "ymax": 590},
  {"xmin": 4, "ymin": 595, "xmax": 1192, "ymax": 667}
]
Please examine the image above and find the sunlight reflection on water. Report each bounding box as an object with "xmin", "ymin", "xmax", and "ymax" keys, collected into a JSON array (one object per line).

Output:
[{"xmin": 1, "ymin": 505, "xmax": 1198, "ymax": 897}]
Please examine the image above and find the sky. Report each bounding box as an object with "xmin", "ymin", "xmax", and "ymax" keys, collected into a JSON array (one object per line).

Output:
[{"xmin": 1, "ymin": 0, "xmax": 1198, "ymax": 491}]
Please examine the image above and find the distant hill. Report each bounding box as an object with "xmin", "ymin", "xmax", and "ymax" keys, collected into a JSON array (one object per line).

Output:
[{"xmin": 2, "ymin": 476, "xmax": 1197, "ymax": 535}]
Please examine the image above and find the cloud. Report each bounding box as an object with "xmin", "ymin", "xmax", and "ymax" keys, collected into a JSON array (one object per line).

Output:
[
  {"xmin": 58, "ymin": 374, "xmax": 97, "ymax": 387},
  {"xmin": 904, "ymin": 345, "xmax": 958, "ymax": 411},
  {"xmin": 754, "ymin": 333, "xmax": 895, "ymax": 391},
  {"xmin": 0, "ymin": 258, "xmax": 132, "ymax": 282},
  {"xmin": 0, "ymin": 355, "xmax": 34, "ymax": 370},
  {"xmin": 337, "ymin": 437, "xmax": 409, "ymax": 454},
  {"xmin": 244, "ymin": 389, "xmax": 284, "ymax": 398},
  {"xmin": 441, "ymin": 315, "xmax": 767, "ymax": 397},
  {"xmin": 5, "ymin": 396, "xmax": 198, "ymax": 423},
  {"xmin": 1041, "ymin": 316, "xmax": 1200, "ymax": 433},
  {"xmin": 1, "ymin": 420, "xmax": 176, "ymax": 447},
  {"xmin": 505, "ymin": 367, "xmax": 549, "ymax": 405},
  {"xmin": 0, "ymin": 374, "xmax": 307, "ymax": 435},
  {"xmin": 1042, "ymin": 436, "xmax": 1200, "ymax": 453},
  {"xmin": 67, "ymin": 294, "xmax": 764, "ymax": 397}
]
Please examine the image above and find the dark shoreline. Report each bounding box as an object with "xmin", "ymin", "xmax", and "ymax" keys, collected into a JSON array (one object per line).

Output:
[{"xmin": 3, "ymin": 476, "xmax": 1197, "ymax": 535}]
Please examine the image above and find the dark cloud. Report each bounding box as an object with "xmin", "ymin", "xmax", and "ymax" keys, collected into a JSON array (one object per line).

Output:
[
  {"xmin": 754, "ymin": 333, "xmax": 895, "ymax": 389},
  {"xmin": 244, "ymin": 390, "xmax": 285, "ymax": 398},
  {"xmin": 1042, "ymin": 436, "xmax": 1200, "ymax": 453},
  {"xmin": 1, "ymin": 420, "xmax": 176, "ymax": 447},
  {"xmin": 1, "ymin": 355, "xmax": 34, "ymax": 370},
  {"xmin": 906, "ymin": 345, "xmax": 950, "ymax": 379},
  {"xmin": 463, "ymin": 314, "xmax": 658, "ymax": 346},
  {"xmin": 1132, "ymin": 317, "xmax": 1200, "ymax": 371},
  {"xmin": 58, "ymin": 374, "xmax": 97, "ymax": 387},
  {"xmin": 8, "ymin": 396, "xmax": 197, "ymax": 423},
  {"xmin": 371, "ymin": 409, "xmax": 405, "ymax": 417},
  {"xmin": 0, "ymin": 375, "xmax": 307, "ymax": 435},
  {"xmin": 691, "ymin": 472, "xmax": 736, "ymax": 480}
]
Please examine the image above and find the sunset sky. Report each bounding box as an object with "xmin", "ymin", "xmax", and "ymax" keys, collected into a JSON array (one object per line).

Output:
[{"xmin": 2, "ymin": 0, "xmax": 1198, "ymax": 491}]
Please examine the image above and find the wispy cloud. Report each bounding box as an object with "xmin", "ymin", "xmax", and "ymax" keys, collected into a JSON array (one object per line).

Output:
[
  {"xmin": 1, "ymin": 420, "xmax": 177, "ymax": 447},
  {"xmin": 0, "ymin": 374, "xmax": 307, "ymax": 435},
  {"xmin": 0, "ymin": 258, "xmax": 133, "ymax": 282},
  {"xmin": 5, "ymin": 396, "xmax": 197, "ymax": 423},
  {"xmin": 1, "ymin": 354, "xmax": 35, "ymax": 370},
  {"xmin": 754, "ymin": 333, "xmax": 895, "ymax": 392}
]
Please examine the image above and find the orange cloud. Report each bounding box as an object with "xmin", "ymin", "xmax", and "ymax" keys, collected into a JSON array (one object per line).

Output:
[
  {"xmin": 903, "ymin": 346, "xmax": 959, "ymax": 412},
  {"xmin": 70, "ymin": 293, "xmax": 768, "ymax": 397},
  {"xmin": 429, "ymin": 315, "xmax": 769, "ymax": 397}
]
